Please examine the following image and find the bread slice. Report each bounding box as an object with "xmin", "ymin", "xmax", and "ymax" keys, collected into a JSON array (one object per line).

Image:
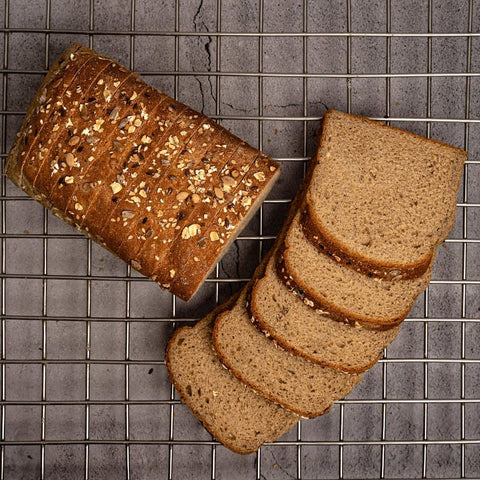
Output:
[
  {"xmin": 279, "ymin": 212, "xmax": 432, "ymax": 327},
  {"xmin": 250, "ymin": 258, "xmax": 400, "ymax": 373},
  {"xmin": 303, "ymin": 110, "xmax": 467, "ymax": 280},
  {"xmin": 165, "ymin": 309, "xmax": 299, "ymax": 454},
  {"xmin": 212, "ymin": 288, "xmax": 361, "ymax": 418},
  {"xmin": 6, "ymin": 44, "xmax": 279, "ymax": 302}
]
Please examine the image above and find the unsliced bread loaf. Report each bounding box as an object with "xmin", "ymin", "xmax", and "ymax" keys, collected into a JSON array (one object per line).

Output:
[
  {"xmin": 165, "ymin": 309, "xmax": 299, "ymax": 454},
  {"xmin": 279, "ymin": 212, "xmax": 432, "ymax": 327},
  {"xmin": 6, "ymin": 44, "xmax": 280, "ymax": 302},
  {"xmin": 303, "ymin": 110, "xmax": 467, "ymax": 280},
  {"xmin": 250, "ymin": 258, "xmax": 401, "ymax": 373},
  {"xmin": 212, "ymin": 288, "xmax": 361, "ymax": 418}
]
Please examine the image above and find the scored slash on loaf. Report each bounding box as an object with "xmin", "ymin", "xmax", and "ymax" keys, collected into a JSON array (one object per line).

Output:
[
  {"xmin": 6, "ymin": 44, "xmax": 280, "ymax": 301},
  {"xmin": 167, "ymin": 110, "xmax": 466, "ymax": 453}
]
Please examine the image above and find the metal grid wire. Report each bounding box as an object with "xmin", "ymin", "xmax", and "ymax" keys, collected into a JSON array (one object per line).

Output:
[{"xmin": 0, "ymin": 0, "xmax": 479, "ymax": 478}]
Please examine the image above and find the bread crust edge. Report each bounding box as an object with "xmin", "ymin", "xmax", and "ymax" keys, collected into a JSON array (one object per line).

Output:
[
  {"xmin": 301, "ymin": 202, "xmax": 433, "ymax": 280},
  {"xmin": 276, "ymin": 246, "xmax": 409, "ymax": 328},
  {"xmin": 248, "ymin": 275, "xmax": 388, "ymax": 374}
]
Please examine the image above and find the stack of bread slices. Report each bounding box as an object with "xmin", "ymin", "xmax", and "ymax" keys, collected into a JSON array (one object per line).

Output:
[{"xmin": 166, "ymin": 110, "xmax": 467, "ymax": 454}]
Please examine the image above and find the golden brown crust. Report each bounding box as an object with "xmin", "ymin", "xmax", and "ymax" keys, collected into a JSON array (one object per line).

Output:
[
  {"xmin": 6, "ymin": 44, "xmax": 87, "ymax": 191},
  {"xmin": 133, "ymin": 129, "xmax": 244, "ymax": 282},
  {"xmin": 7, "ymin": 44, "xmax": 279, "ymax": 302},
  {"xmin": 301, "ymin": 203, "xmax": 433, "ymax": 280},
  {"xmin": 31, "ymin": 57, "xmax": 116, "ymax": 192},
  {"xmin": 23, "ymin": 55, "xmax": 114, "ymax": 195},
  {"xmin": 112, "ymin": 106, "xmax": 218, "ymax": 259},
  {"xmin": 169, "ymin": 154, "xmax": 280, "ymax": 300},
  {"xmin": 37, "ymin": 64, "xmax": 136, "ymax": 216},
  {"xmin": 275, "ymin": 248, "xmax": 407, "ymax": 328},
  {"xmin": 67, "ymin": 79, "xmax": 153, "ymax": 236},
  {"xmin": 89, "ymin": 94, "xmax": 185, "ymax": 250}
]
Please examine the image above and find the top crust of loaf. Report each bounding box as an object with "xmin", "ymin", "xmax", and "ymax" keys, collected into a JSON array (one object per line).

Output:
[
  {"xmin": 6, "ymin": 44, "xmax": 280, "ymax": 302},
  {"xmin": 5, "ymin": 43, "xmax": 85, "ymax": 189},
  {"xmin": 304, "ymin": 110, "xmax": 467, "ymax": 278}
]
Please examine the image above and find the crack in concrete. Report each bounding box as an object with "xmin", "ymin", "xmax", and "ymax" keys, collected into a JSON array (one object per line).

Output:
[
  {"xmin": 232, "ymin": 240, "xmax": 241, "ymax": 280},
  {"xmin": 218, "ymin": 240, "xmax": 240, "ymax": 281},
  {"xmin": 193, "ymin": 0, "xmax": 204, "ymax": 27},
  {"xmin": 221, "ymin": 101, "xmax": 256, "ymax": 114},
  {"xmin": 201, "ymin": 21, "xmax": 216, "ymax": 105},
  {"xmin": 195, "ymin": 77, "xmax": 206, "ymax": 113},
  {"xmin": 192, "ymin": 0, "xmax": 216, "ymax": 112},
  {"xmin": 312, "ymin": 100, "xmax": 330, "ymax": 110}
]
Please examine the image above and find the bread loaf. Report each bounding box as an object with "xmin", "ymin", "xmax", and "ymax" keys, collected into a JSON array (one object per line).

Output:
[{"xmin": 6, "ymin": 44, "xmax": 280, "ymax": 301}]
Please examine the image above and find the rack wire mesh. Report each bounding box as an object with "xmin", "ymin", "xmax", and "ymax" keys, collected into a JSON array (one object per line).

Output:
[{"xmin": 0, "ymin": 0, "xmax": 479, "ymax": 478}]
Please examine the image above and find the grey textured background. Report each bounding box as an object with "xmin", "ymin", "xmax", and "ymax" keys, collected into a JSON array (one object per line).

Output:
[{"xmin": 0, "ymin": 0, "xmax": 479, "ymax": 479}]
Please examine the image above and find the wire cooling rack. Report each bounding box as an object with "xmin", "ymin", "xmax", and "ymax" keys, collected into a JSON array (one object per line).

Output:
[{"xmin": 0, "ymin": 0, "xmax": 479, "ymax": 479}]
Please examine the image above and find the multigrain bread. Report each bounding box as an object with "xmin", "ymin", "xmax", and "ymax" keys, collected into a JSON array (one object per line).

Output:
[
  {"xmin": 44, "ymin": 68, "xmax": 146, "ymax": 217},
  {"xmin": 112, "ymin": 120, "xmax": 242, "ymax": 260},
  {"xmin": 165, "ymin": 309, "xmax": 299, "ymax": 454},
  {"xmin": 98, "ymin": 103, "xmax": 205, "ymax": 255},
  {"xmin": 303, "ymin": 110, "xmax": 467, "ymax": 280},
  {"xmin": 167, "ymin": 109, "xmax": 465, "ymax": 451},
  {"xmin": 170, "ymin": 154, "xmax": 280, "ymax": 299},
  {"xmin": 212, "ymin": 289, "xmax": 361, "ymax": 418},
  {"xmin": 11, "ymin": 44, "xmax": 95, "ymax": 191},
  {"xmin": 6, "ymin": 44, "xmax": 280, "ymax": 301},
  {"xmin": 250, "ymin": 259, "xmax": 401, "ymax": 373},
  {"xmin": 128, "ymin": 131, "xmax": 245, "ymax": 282},
  {"xmin": 278, "ymin": 213, "xmax": 432, "ymax": 327},
  {"xmin": 64, "ymin": 81, "xmax": 162, "ymax": 237}
]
